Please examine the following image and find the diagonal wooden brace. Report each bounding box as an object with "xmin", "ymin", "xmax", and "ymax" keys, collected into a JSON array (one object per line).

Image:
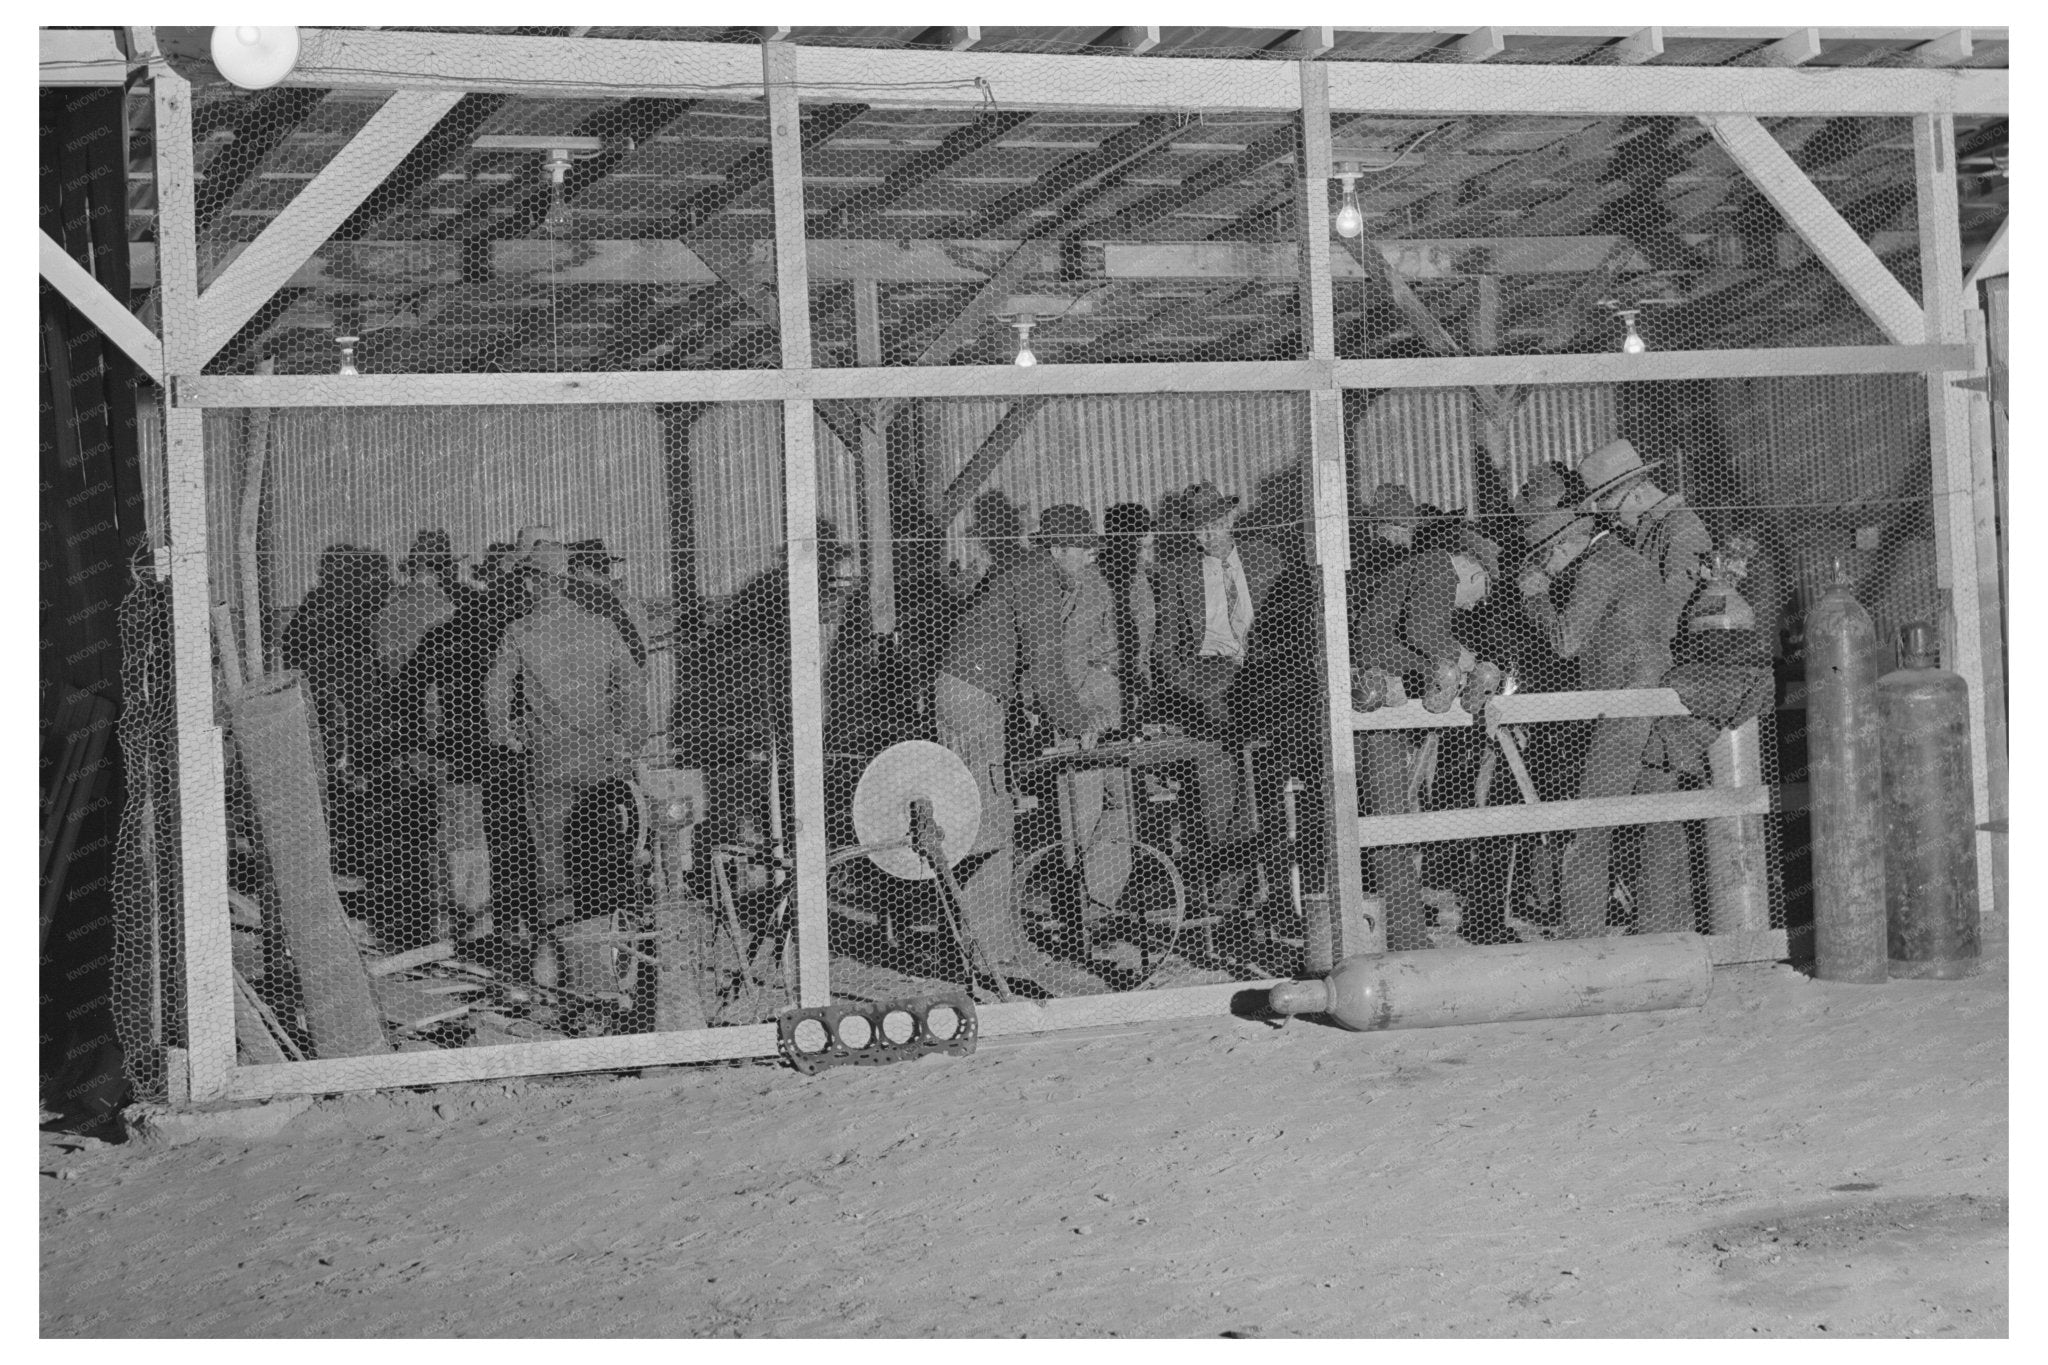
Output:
[{"xmin": 39, "ymin": 230, "xmax": 164, "ymax": 385}]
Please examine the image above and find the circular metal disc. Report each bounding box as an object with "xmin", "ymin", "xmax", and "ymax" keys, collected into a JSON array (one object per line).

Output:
[{"xmin": 851, "ymin": 740, "xmax": 981, "ymax": 881}]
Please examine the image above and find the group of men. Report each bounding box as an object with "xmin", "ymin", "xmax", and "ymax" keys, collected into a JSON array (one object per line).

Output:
[
  {"xmin": 284, "ymin": 525, "xmax": 655, "ymax": 947},
  {"xmin": 1347, "ymin": 436, "xmax": 1719, "ymax": 948}
]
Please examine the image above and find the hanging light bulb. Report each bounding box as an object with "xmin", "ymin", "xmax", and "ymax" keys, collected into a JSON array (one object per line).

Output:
[
  {"xmin": 1011, "ymin": 314, "xmax": 1037, "ymax": 367},
  {"xmin": 541, "ymin": 149, "xmax": 574, "ymax": 235},
  {"xmin": 335, "ymin": 334, "xmax": 360, "ymax": 376},
  {"xmin": 1332, "ymin": 167, "xmax": 1364, "ymax": 239},
  {"xmin": 209, "ymin": 26, "xmax": 301, "ymax": 89},
  {"xmin": 1618, "ymin": 309, "xmax": 1647, "ymax": 355}
]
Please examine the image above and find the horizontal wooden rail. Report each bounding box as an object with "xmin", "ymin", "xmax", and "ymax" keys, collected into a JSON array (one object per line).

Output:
[
  {"xmin": 1355, "ymin": 784, "xmax": 1772, "ymax": 848},
  {"xmin": 172, "ymin": 343, "xmax": 1973, "ymax": 409},
  {"xmin": 1353, "ymin": 687, "xmax": 1695, "ymax": 732}
]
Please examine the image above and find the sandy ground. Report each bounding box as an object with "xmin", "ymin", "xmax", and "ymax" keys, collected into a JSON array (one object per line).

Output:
[{"xmin": 40, "ymin": 960, "xmax": 2006, "ymax": 1338}]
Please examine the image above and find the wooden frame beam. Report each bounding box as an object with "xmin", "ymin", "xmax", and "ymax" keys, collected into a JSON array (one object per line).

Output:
[
  {"xmin": 171, "ymin": 342, "xmax": 1972, "ymax": 408},
  {"xmin": 1451, "ymin": 27, "xmax": 1506, "ymax": 63},
  {"xmin": 1912, "ymin": 29, "xmax": 1974, "ymax": 67},
  {"xmin": 1613, "ymin": 28, "xmax": 1664, "ymax": 66},
  {"xmin": 85, "ymin": 29, "xmax": 1993, "ymax": 116},
  {"xmin": 1701, "ymin": 115, "xmax": 1926, "ymax": 346},
  {"xmin": 1356, "ymin": 785, "xmax": 1770, "ymax": 847},
  {"xmin": 1752, "ymin": 28, "xmax": 1822, "ymax": 67},
  {"xmin": 1105, "ymin": 26, "xmax": 1162, "ymax": 56},
  {"xmin": 39, "ymin": 230, "xmax": 164, "ymax": 385},
  {"xmin": 189, "ymin": 88, "xmax": 464, "ymax": 368}
]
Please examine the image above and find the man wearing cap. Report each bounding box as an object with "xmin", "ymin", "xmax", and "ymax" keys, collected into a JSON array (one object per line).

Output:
[
  {"xmin": 935, "ymin": 512, "xmax": 1094, "ymax": 992},
  {"xmin": 1149, "ymin": 481, "xmax": 1285, "ymax": 906},
  {"xmin": 1579, "ymin": 438, "xmax": 1712, "ymax": 639},
  {"xmin": 486, "ymin": 536, "xmax": 649, "ymax": 915},
  {"xmin": 1350, "ymin": 519, "xmax": 1503, "ymax": 948},
  {"xmin": 1518, "ymin": 504, "xmax": 1687, "ymax": 938}
]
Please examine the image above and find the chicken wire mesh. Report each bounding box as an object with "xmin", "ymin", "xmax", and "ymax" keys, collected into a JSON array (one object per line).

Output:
[{"xmin": 94, "ymin": 44, "xmax": 1988, "ymax": 1090}]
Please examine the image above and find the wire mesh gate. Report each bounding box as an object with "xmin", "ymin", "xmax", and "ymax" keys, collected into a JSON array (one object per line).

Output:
[{"xmin": 108, "ymin": 36, "xmax": 2002, "ymax": 1100}]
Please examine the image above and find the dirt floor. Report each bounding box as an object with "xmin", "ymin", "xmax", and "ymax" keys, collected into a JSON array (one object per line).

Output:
[{"xmin": 40, "ymin": 959, "xmax": 2006, "ymax": 1338}]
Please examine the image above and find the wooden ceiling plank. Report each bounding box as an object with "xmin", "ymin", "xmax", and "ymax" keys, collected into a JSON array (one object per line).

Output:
[
  {"xmin": 1452, "ymin": 28, "xmax": 1506, "ymax": 63},
  {"xmin": 1091, "ymin": 121, "xmax": 1303, "ymax": 241},
  {"xmin": 1701, "ymin": 113, "xmax": 1925, "ymax": 344},
  {"xmin": 191, "ymin": 88, "xmax": 464, "ymax": 368},
  {"xmin": 1613, "ymin": 28, "xmax": 1664, "ymax": 66},
  {"xmin": 1753, "ymin": 29, "xmax": 1822, "ymax": 67},
  {"xmin": 967, "ymin": 113, "xmax": 1192, "ymax": 238},
  {"xmin": 1911, "ymin": 30, "xmax": 1973, "ymax": 67},
  {"xmin": 826, "ymin": 109, "xmax": 1035, "ymax": 219}
]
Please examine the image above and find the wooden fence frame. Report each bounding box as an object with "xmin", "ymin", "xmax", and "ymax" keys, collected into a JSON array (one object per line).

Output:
[{"xmin": 56, "ymin": 29, "xmax": 2000, "ymax": 1100}]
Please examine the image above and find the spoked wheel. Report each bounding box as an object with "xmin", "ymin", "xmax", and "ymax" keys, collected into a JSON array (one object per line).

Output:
[{"xmin": 1016, "ymin": 838, "xmax": 1187, "ymax": 991}]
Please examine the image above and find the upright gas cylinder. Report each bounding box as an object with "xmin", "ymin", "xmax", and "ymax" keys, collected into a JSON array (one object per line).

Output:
[
  {"xmin": 1878, "ymin": 623, "xmax": 1979, "ymax": 978},
  {"xmin": 1803, "ymin": 558, "xmax": 1887, "ymax": 983}
]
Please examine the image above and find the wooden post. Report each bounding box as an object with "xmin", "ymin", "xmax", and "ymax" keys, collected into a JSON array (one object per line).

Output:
[
  {"xmin": 853, "ymin": 278, "xmax": 896, "ymax": 636},
  {"xmin": 1299, "ymin": 59, "xmax": 1375, "ymax": 956},
  {"xmin": 155, "ymin": 71, "xmax": 236, "ymax": 1101},
  {"xmin": 1963, "ymin": 305, "xmax": 2008, "ymax": 964},
  {"xmin": 1704, "ymin": 719, "xmax": 1771, "ymax": 933},
  {"xmin": 237, "ymin": 357, "xmax": 275, "ymax": 680},
  {"xmin": 1913, "ymin": 113, "xmax": 1997, "ymax": 954},
  {"xmin": 766, "ymin": 41, "xmax": 832, "ymax": 1008}
]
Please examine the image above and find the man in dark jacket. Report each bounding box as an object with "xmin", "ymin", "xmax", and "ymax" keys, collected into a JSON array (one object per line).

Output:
[
  {"xmin": 1518, "ymin": 507, "xmax": 1685, "ymax": 938},
  {"xmin": 1147, "ymin": 482, "xmax": 1286, "ymax": 906},
  {"xmin": 936, "ymin": 526, "xmax": 1091, "ymax": 993}
]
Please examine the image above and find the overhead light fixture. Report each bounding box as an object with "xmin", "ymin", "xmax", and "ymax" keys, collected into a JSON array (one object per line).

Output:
[
  {"xmin": 335, "ymin": 334, "xmax": 360, "ymax": 376},
  {"xmin": 1617, "ymin": 309, "xmax": 1647, "ymax": 355},
  {"xmin": 1011, "ymin": 314, "xmax": 1037, "ymax": 367},
  {"xmin": 210, "ymin": 26, "xmax": 301, "ymax": 89},
  {"xmin": 1332, "ymin": 165, "xmax": 1364, "ymax": 239}
]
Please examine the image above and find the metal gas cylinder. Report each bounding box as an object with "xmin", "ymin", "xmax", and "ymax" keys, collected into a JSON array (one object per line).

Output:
[
  {"xmin": 1267, "ymin": 933, "xmax": 1711, "ymax": 1032},
  {"xmin": 1877, "ymin": 623, "xmax": 1979, "ymax": 978},
  {"xmin": 1803, "ymin": 558, "xmax": 1888, "ymax": 983}
]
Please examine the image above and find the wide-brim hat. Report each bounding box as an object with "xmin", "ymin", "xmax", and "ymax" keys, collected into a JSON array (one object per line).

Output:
[
  {"xmin": 1034, "ymin": 503, "xmax": 1103, "ymax": 549},
  {"xmin": 1521, "ymin": 508, "xmax": 1597, "ymax": 566},
  {"xmin": 566, "ymin": 537, "xmax": 624, "ymax": 576},
  {"xmin": 1364, "ymin": 483, "xmax": 1418, "ymax": 526},
  {"xmin": 1576, "ymin": 437, "xmax": 1663, "ymax": 506},
  {"xmin": 1180, "ymin": 480, "xmax": 1240, "ymax": 528},
  {"xmin": 400, "ymin": 527, "xmax": 455, "ymax": 575},
  {"xmin": 513, "ymin": 525, "xmax": 568, "ymax": 577}
]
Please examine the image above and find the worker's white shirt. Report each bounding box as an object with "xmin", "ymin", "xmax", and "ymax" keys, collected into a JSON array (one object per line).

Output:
[{"xmin": 1198, "ymin": 548, "xmax": 1255, "ymax": 662}]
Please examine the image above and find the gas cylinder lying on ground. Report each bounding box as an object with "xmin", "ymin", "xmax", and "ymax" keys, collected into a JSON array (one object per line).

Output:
[
  {"xmin": 1878, "ymin": 623, "xmax": 1979, "ymax": 979},
  {"xmin": 1267, "ymin": 932, "xmax": 1712, "ymax": 1031}
]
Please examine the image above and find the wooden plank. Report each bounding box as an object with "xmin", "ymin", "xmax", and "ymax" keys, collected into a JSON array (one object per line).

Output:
[
  {"xmin": 1288, "ymin": 27, "xmax": 1335, "ymax": 59},
  {"xmin": 767, "ymin": 42, "xmax": 832, "ymax": 1011},
  {"xmin": 38, "ymin": 230, "xmax": 164, "ymax": 385},
  {"xmin": 934, "ymin": 400, "xmax": 1048, "ymax": 529},
  {"xmin": 1961, "ymin": 217, "xmax": 2007, "ymax": 294},
  {"xmin": 154, "ymin": 70, "xmax": 237, "ymax": 1103},
  {"xmin": 852, "ymin": 278, "xmax": 894, "ymax": 635},
  {"xmin": 1964, "ymin": 304, "xmax": 2008, "ymax": 964},
  {"xmin": 222, "ymin": 1023, "xmax": 783, "ymax": 1098},
  {"xmin": 1355, "ymin": 785, "xmax": 1772, "ymax": 848},
  {"xmin": 1452, "ymin": 28, "xmax": 1505, "ymax": 62},
  {"xmin": 172, "ymin": 343, "xmax": 1977, "ymax": 408},
  {"xmin": 191, "ymin": 89, "xmax": 465, "ymax": 367},
  {"xmin": 1324, "ymin": 59, "xmax": 2004, "ymax": 117},
  {"xmin": 1700, "ymin": 115, "xmax": 1926, "ymax": 347},
  {"xmin": 1753, "ymin": 28, "xmax": 1822, "ymax": 67},
  {"xmin": 1913, "ymin": 29, "xmax": 1974, "ymax": 66},
  {"xmin": 284, "ymin": 27, "xmax": 764, "ymax": 97},
  {"xmin": 1106, "ymin": 26, "xmax": 1162, "ymax": 56},
  {"xmin": 1613, "ymin": 28, "xmax": 1664, "ymax": 65},
  {"xmin": 1299, "ymin": 62, "xmax": 1369, "ymax": 953},
  {"xmin": 1915, "ymin": 112, "xmax": 1998, "ymax": 958},
  {"xmin": 39, "ymin": 27, "xmax": 132, "ymax": 83}
]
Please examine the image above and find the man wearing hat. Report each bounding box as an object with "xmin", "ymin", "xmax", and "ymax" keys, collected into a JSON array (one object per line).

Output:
[
  {"xmin": 1578, "ymin": 437, "xmax": 1712, "ymax": 638},
  {"xmin": 566, "ymin": 536, "xmax": 656, "ymax": 667},
  {"xmin": 487, "ymin": 531, "xmax": 649, "ymax": 916},
  {"xmin": 1518, "ymin": 502, "xmax": 1687, "ymax": 938},
  {"xmin": 1037, "ymin": 505, "xmax": 1134, "ymax": 914},
  {"xmin": 1149, "ymin": 480, "xmax": 1286, "ymax": 907},
  {"xmin": 376, "ymin": 528, "xmax": 461, "ymax": 674},
  {"xmin": 1350, "ymin": 519, "xmax": 1504, "ymax": 948},
  {"xmin": 936, "ymin": 509, "xmax": 1096, "ymax": 993}
]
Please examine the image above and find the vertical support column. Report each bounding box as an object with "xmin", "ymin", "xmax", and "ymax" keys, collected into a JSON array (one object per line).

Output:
[
  {"xmin": 1913, "ymin": 113, "xmax": 1996, "ymax": 953},
  {"xmin": 766, "ymin": 40, "xmax": 832, "ymax": 1008},
  {"xmin": 1963, "ymin": 306, "xmax": 2008, "ymax": 963},
  {"xmin": 1298, "ymin": 59, "xmax": 1375, "ymax": 958},
  {"xmin": 853, "ymin": 279, "xmax": 896, "ymax": 636},
  {"xmin": 155, "ymin": 72, "xmax": 234, "ymax": 1100}
]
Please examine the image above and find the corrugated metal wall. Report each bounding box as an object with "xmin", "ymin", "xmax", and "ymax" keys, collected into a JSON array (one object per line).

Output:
[
  {"xmin": 1353, "ymin": 385, "xmax": 1619, "ymax": 511},
  {"xmin": 922, "ymin": 392, "xmax": 1311, "ymax": 562},
  {"xmin": 212, "ymin": 405, "xmax": 674, "ymax": 614},
  {"xmin": 687, "ymin": 403, "xmax": 861, "ymax": 600}
]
